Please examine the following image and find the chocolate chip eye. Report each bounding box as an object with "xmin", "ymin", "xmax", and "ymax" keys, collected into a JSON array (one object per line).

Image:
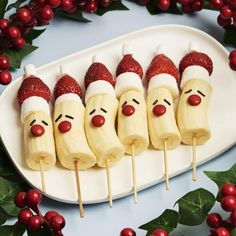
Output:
[
  {"xmin": 42, "ymin": 120, "xmax": 48, "ymax": 126},
  {"xmin": 89, "ymin": 109, "xmax": 96, "ymax": 115},
  {"xmin": 100, "ymin": 108, "xmax": 107, "ymax": 113},
  {"xmin": 65, "ymin": 115, "xmax": 74, "ymax": 119},
  {"xmin": 164, "ymin": 99, "xmax": 171, "ymax": 106},
  {"xmin": 122, "ymin": 101, "xmax": 127, "ymax": 108},
  {"xmin": 132, "ymin": 98, "xmax": 139, "ymax": 104},
  {"xmin": 185, "ymin": 89, "xmax": 192, "ymax": 94},
  {"xmin": 55, "ymin": 114, "xmax": 62, "ymax": 122},
  {"xmin": 153, "ymin": 99, "xmax": 158, "ymax": 106},
  {"xmin": 197, "ymin": 90, "xmax": 206, "ymax": 97},
  {"xmin": 30, "ymin": 119, "xmax": 36, "ymax": 126}
]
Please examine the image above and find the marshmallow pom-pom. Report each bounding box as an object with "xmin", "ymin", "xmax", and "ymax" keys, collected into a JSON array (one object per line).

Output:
[
  {"xmin": 115, "ymin": 72, "xmax": 144, "ymax": 98},
  {"xmin": 180, "ymin": 65, "xmax": 211, "ymax": 89},
  {"xmin": 85, "ymin": 80, "xmax": 116, "ymax": 104},
  {"xmin": 24, "ymin": 64, "xmax": 37, "ymax": 77},
  {"xmin": 148, "ymin": 73, "xmax": 179, "ymax": 99},
  {"xmin": 55, "ymin": 93, "xmax": 82, "ymax": 105},
  {"xmin": 21, "ymin": 96, "xmax": 50, "ymax": 123}
]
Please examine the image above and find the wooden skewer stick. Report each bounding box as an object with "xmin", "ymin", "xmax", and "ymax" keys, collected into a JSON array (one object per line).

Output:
[
  {"xmin": 106, "ymin": 159, "xmax": 113, "ymax": 208},
  {"xmin": 39, "ymin": 158, "xmax": 46, "ymax": 193},
  {"xmin": 163, "ymin": 140, "xmax": 169, "ymax": 190},
  {"xmin": 131, "ymin": 144, "xmax": 138, "ymax": 204},
  {"xmin": 74, "ymin": 161, "xmax": 84, "ymax": 218},
  {"xmin": 192, "ymin": 136, "xmax": 197, "ymax": 181}
]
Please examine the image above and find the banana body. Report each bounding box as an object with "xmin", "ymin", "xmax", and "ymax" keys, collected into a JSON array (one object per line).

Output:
[
  {"xmin": 147, "ymin": 88, "xmax": 181, "ymax": 150},
  {"xmin": 177, "ymin": 79, "xmax": 212, "ymax": 145},
  {"xmin": 117, "ymin": 90, "xmax": 149, "ymax": 155},
  {"xmin": 24, "ymin": 111, "xmax": 56, "ymax": 170},
  {"xmin": 53, "ymin": 100, "xmax": 96, "ymax": 170},
  {"xmin": 85, "ymin": 94, "xmax": 124, "ymax": 168}
]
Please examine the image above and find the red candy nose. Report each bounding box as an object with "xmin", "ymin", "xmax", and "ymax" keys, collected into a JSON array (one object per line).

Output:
[
  {"xmin": 91, "ymin": 115, "xmax": 105, "ymax": 127},
  {"xmin": 58, "ymin": 120, "xmax": 72, "ymax": 133},
  {"xmin": 31, "ymin": 124, "xmax": 45, "ymax": 137},
  {"xmin": 188, "ymin": 94, "xmax": 201, "ymax": 106},
  {"xmin": 153, "ymin": 104, "xmax": 166, "ymax": 117},
  {"xmin": 122, "ymin": 105, "xmax": 135, "ymax": 116}
]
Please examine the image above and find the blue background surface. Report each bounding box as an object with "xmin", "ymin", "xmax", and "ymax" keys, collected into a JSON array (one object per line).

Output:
[{"xmin": 2, "ymin": 2, "xmax": 236, "ymax": 235}]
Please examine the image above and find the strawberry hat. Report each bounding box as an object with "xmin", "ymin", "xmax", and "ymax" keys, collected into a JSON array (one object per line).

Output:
[
  {"xmin": 115, "ymin": 44, "xmax": 144, "ymax": 98},
  {"xmin": 179, "ymin": 45, "xmax": 213, "ymax": 89},
  {"xmin": 146, "ymin": 46, "xmax": 180, "ymax": 99},
  {"xmin": 54, "ymin": 65, "xmax": 82, "ymax": 105},
  {"xmin": 17, "ymin": 64, "xmax": 51, "ymax": 123},
  {"xmin": 84, "ymin": 56, "xmax": 116, "ymax": 104}
]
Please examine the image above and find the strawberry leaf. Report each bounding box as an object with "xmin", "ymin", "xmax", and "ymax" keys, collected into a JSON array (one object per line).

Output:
[
  {"xmin": 56, "ymin": 8, "xmax": 90, "ymax": 22},
  {"xmin": 24, "ymin": 28, "xmax": 46, "ymax": 44},
  {"xmin": 223, "ymin": 26, "xmax": 236, "ymax": 48},
  {"xmin": 96, "ymin": 1, "xmax": 129, "ymax": 16},
  {"xmin": 176, "ymin": 188, "xmax": 215, "ymax": 226},
  {"xmin": 0, "ymin": 221, "xmax": 26, "ymax": 236},
  {"xmin": 204, "ymin": 163, "xmax": 236, "ymax": 201},
  {"xmin": 139, "ymin": 209, "xmax": 180, "ymax": 235},
  {"xmin": 3, "ymin": 43, "xmax": 38, "ymax": 69},
  {"xmin": 0, "ymin": 0, "xmax": 8, "ymax": 18}
]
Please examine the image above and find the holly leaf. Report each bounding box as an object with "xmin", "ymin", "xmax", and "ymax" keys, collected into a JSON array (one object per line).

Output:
[
  {"xmin": 0, "ymin": 158, "xmax": 15, "ymax": 176},
  {"xmin": 96, "ymin": 1, "xmax": 129, "ymax": 16},
  {"xmin": 176, "ymin": 188, "xmax": 215, "ymax": 226},
  {"xmin": 146, "ymin": 0, "xmax": 182, "ymax": 15},
  {"xmin": 56, "ymin": 8, "xmax": 90, "ymax": 22},
  {"xmin": 139, "ymin": 209, "xmax": 180, "ymax": 235},
  {"xmin": 0, "ymin": 0, "xmax": 8, "ymax": 18},
  {"xmin": 223, "ymin": 26, "xmax": 236, "ymax": 48},
  {"xmin": 0, "ymin": 208, "xmax": 8, "ymax": 225},
  {"xmin": 3, "ymin": 43, "xmax": 38, "ymax": 69},
  {"xmin": 24, "ymin": 29, "xmax": 46, "ymax": 44},
  {"xmin": 6, "ymin": 0, "xmax": 27, "ymax": 11},
  {"xmin": 231, "ymin": 228, "xmax": 236, "ymax": 236},
  {"xmin": 0, "ymin": 221, "xmax": 26, "ymax": 236}
]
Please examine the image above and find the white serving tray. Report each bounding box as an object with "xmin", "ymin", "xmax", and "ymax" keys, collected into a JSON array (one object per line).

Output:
[{"xmin": 0, "ymin": 24, "xmax": 236, "ymax": 204}]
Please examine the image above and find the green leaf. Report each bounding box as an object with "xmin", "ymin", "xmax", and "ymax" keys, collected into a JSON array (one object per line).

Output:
[
  {"xmin": 176, "ymin": 188, "xmax": 215, "ymax": 226},
  {"xmin": 205, "ymin": 164, "xmax": 236, "ymax": 201},
  {"xmin": 24, "ymin": 29, "xmax": 46, "ymax": 44},
  {"xmin": 146, "ymin": 0, "xmax": 182, "ymax": 15},
  {"xmin": 27, "ymin": 223, "xmax": 53, "ymax": 236},
  {"xmin": 139, "ymin": 209, "xmax": 180, "ymax": 235},
  {"xmin": 0, "ymin": 0, "xmax": 8, "ymax": 18},
  {"xmin": 1, "ymin": 198, "xmax": 20, "ymax": 216},
  {"xmin": 0, "ymin": 221, "xmax": 26, "ymax": 236},
  {"xmin": 96, "ymin": 1, "xmax": 129, "ymax": 16},
  {"xmin": 3, "ymin": 43, "xmax": 38, "ymax": 69},
  {"xmin": 0, "ymin": 150, "xmax": 16, "ymax": 176},
  {"xmin": 6, "ymin": 0, "xmax": 26, "ymax": 11},
  {"xmin": 0, "ymin": 208, "xmax": 8, "ymax": 225},
  {"xmin": 56, "ymin": 8, "xmax": 90, "ymax": 22},
  {"xmin": 231, "ymin": 228, "xmax": 236, "ymax": 236},
  {"xmin": 223, "ymin": 26, "xmax": 236, "ymax": 48}
]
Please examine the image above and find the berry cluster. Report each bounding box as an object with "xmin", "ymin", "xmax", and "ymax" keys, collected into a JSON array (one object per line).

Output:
[
  {"xmin": 14, "ymin": 189, "xmax": 65, "ymax": 235},
  {"xmin": 229, "ymin": 50, "xmax": 236, "ymax": 70},
  {"xmin": 120, "ymin": 227, "xmax": 168, "ymax": 236},
  {"xmin": 207, "ymin": 183, "xmax": 236, "ymax": 236}
]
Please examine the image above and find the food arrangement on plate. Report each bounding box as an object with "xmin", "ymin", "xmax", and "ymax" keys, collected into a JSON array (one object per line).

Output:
[{"xmin": 0, "ymin": 25, "xmax": 236, "ymax": 209}]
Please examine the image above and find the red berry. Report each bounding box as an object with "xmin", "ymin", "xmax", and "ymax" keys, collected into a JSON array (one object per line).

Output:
[
  {"xmin": 122, "ymin": 105, "xmax": 135, "ymax": 116},
  {"xmin": 99, "ymin": 0, "xmax": 111, "ymax": 7},
  {"xmin": 7, "ymin": 26, "xmax": 21, "ymax": 39},
  {"xmin": 0, "ymin": 71, "xmax": 12, "ymax": 85},
  {"xmin": 31, "ymin": 124, "xmax": 45, "ymax": 137},
  {"xmin": 40, "ymin": 6, "xmax": 54, "ymax": 20},
  {"xmin": 18, "ymin": 209, "xmax": 33, "ymax": 224},
  {"xmin": 188, "ymin": 94, "xmax": 201, "ymax": 106},
  {"xmin": 217, "ymin": 15, "xmax": 231, "ymax": 27},
  {"xmin": 214, "ymin": 227, "xmax": 230, "ymax": 236},
  {"xmin": 230, "ymin": 209, "xmax": 236, "ymax": 226},
  {"xmin": 58, "ymin": 121, "xmax": 72, "ymax": 133},
  {"xmin": 0, "ymin": 56, "xmax": 10, "ymax": 70},
  {"xmin": 210, "ymin": 0, "xmax": 223, "ymax": 9},
  {"xmin": 91, "ymin": 115, "xmax": 105, "ymax": 127},
  {"xmin": 48, "ymin": 0, "xmax": 61, "ymax": 8},
  {"xmin": 181, "ymin": 3, "xmax": 193, "ymax": 13},
  {"xmin": 192, "ymin": 0, "xmax": 203, "ymax": 11},
  {"xmin": 0, "ymin": 19, "xmax": 9, "ymax": 30},
  {"xmin": 230, "ymin": 57, "xmax": 236, "ymax": 71},
  {"xmin": 177, "ymin": 0, "xmax": 190, "ymax": 5},
  {"xmin": 50, "ymin": 215, "xmax": 65, "ymax": 231},
  {"xmin": 206, "ymin": 213, "xmax": 223, "ymax": 228},
  {"xmin": 28, "ymin": 216, "xmax": 43, "ymax": 231},
  {"xmin": 84, "ymin": 0, "xmax": 98, "ymax": 13},
  {"xmin": 14, "ymin": 192, "xmax": 27, "ymax": 208},
  {"xmin": 220, "ymin": 6, "xmax": 232, "ymax": 20},
  {"xmin": 229, "ymin": 50, "xmax": 236, "ymax": 60},
  {"xmin": 17, "ymin": 8, "xmax": 32, "ymax": 24},
  {"xmin": 61, "ymin": 0, "xmax": 74, "ymax": 11},
  {"xmin": 221, "ymin": 195, "xmax": 236, "ymax": 211},
  {"xmin": 25, "ymin": 189, "xmax": 42, "ymax": 208},
  {"xmin": 152, "ymin": 229, "xmax": 168, "ymax": 236},
  {"xmin": 153, "ymin": 104, "xmax": 166, "ymax": 117},
  {"xmin": 44, "ymin": 211, "xmax": 59, "ymax": 222},
  {"xmin": 220, "ymin": 183, "xmax": 236, "ymax": 197},
  {"xmin": 221, "ymin": 220, "xmax": 234, "ymax": 231},
  {"xmin": 120, "ymin": 228, "xmax": 136, "ymax": 236},
  {"xmin": 158, "ymin": 0, "xmax": 170, "ymax": 10},
  {"xmin": 14, "ymin": 37, "xmax": 26, "ymax": 49},
  {"xmin": 37, "ymin": 0, "xmax": 47, "ymax": 5}
]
